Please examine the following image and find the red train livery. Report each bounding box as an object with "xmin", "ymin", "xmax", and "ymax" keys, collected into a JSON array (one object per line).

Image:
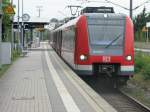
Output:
[{"xmin": 49, "ymin": 8, "xmax": 134, "ymax": 84}]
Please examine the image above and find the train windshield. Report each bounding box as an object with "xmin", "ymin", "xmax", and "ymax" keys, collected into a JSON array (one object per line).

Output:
[{"xmin": 87, "ymin": 16, "xmax": 125, "ymax": 48}]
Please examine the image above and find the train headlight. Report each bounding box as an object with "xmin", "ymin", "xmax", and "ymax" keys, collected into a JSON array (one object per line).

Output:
[
  {"xmin": 80, "ymin": 55, "xmax": 87, "ymax": 61},
  {"xmin": 126, "ymin": 55, "xmax": 132, "ymax": 61}
]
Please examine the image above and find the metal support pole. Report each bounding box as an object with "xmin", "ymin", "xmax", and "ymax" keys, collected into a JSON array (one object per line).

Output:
[
  {"xmin": 30, "ymin": 29, "xmax": 33, "ymax": 47},
  {"xmin": 21, "ymin": 0, "xmax": 24, "ymax": 49},
  {"xmin": 0, "ymin": 0, "xmax": 2, "ymax": 68},
  {"xmin": 36, "ymin": 6, "xmax": 43, "ymax": 18},
  {"xmin": 0, "ymin": 16, "xmax": 2, "ymax": 68},
  {"xmin": 11, "ymin": 0, "xmax": 14, "ymax": 57},
  {"xmin": 39, "ymin": 8, "xmax": 40, "ymax": 17},
  {"xmin": 147, "ymin": 28, "xmax": 149, "ymax": 43},
  {"xmin": 130, "ymin": 0, "xmax": 133, "ymax": 20},
  {"xmin": 17, "ymin": 0, "xmax": 20, "ymax": 51}
]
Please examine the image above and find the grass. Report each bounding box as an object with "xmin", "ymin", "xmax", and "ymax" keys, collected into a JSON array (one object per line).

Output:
[
  {"xmin": 122, "ymin": 52, "xmax": 150, "ymax": 108},
  {"xmin": 124, "ymin": 76, "xmax": 150, "ymax": 108},
  {"xmin": 130, "ymin": 73, "xmax": 150, "ymax": 90},
  {"xmin": 0, "ymin": 64, "xmax": 11, "ymax": 78},
  {"xmin": 123, "ymin": 85, "xmax": 150, "ymax": 108},
  {"xmin": 134, "ymin": 52, "xmax": 150, "ymax": 79}
]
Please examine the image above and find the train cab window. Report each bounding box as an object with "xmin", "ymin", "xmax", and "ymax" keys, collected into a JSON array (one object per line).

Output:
[
  {"xmin": 87, "ymin": 14, "xmax": 125, "ymax": 48},
  {"xmin": 86, "ymin": 14, "xmax": 126, "ymax": 55}
]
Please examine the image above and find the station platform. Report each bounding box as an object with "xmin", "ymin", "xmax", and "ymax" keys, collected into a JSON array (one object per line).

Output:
[{"xmin": 0, "ymin": 42, "xmax": 117, "ymax": 112}]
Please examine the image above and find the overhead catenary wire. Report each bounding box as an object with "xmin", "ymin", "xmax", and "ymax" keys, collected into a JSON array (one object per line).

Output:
[
  {"xmin": 75, "ymin": 0, "xmax": 150, "ymax": 19},
  {"xmin": 76, "ymin": 0, "xmax": 150, "ymax": 11},
  {"xmin": 67, "ymin": 5, "xmax": 82, "ymax": 16},
  {"xmin": 58, "ymin": 11, "xmax": 68, "ymax": 18},
  {"xmin": 132, "ymin": 0, "xmax": 150, "ymax": 10}
]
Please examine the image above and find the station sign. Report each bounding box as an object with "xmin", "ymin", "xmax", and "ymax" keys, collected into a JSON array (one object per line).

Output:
[
  {"xmin": 142, "ymin": 26, "xmax": 148, "ymax": 32},
  {"xmin": 36, "ymin": 24, "xmax": 44, "ymax": 28},
  {"xmin": 36, "ymin": 28, "xmax": 45, "ymax": 32},
  {"xmin": 3, "ymin": 4, "xmax": 15, "ymax": 15},
  {"xmin": 146, "ymin": 22, "xmax": 150, "ymax": 28}
]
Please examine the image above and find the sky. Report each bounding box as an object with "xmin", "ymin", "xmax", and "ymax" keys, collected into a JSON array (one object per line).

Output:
[{"xmin": 12, "ymin": 0, "xmax": 150, "ymax": 21}]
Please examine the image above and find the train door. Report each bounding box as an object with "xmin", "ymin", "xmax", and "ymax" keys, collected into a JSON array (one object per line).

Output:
[
  {"xmin": 58, "ymin": 31, "xmax": 62, "ymax": 56},
  {"xmin": 53, "ymin": 32, "xmax": 57, "ymax": 50},
  {"xmin": 56, "ymin": 32, "xmax": 59, "ymax": 52}
]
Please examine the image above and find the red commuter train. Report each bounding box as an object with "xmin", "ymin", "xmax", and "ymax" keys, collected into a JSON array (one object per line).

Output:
[{"xmin": 49, "ymin": 7, "xmax": 134, "ymax": 85}]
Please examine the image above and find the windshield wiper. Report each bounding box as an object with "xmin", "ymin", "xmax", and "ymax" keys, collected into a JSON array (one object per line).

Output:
[{"xmin": 105, "ymin": 34, "xmax": 122, "ymax": 48}]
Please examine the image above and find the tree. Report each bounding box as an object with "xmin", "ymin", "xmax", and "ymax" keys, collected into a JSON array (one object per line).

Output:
[
  {"xmin": 2, "ymin": 0, "xmax": 12, "ymax": 42},
  {"xmin": 133, "ymin": 7, "xmax": 150, "ymax": 41}
]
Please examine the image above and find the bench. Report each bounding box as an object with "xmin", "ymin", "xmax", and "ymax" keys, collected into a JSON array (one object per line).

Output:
[
  {"xmin": 21, "ymin": 47, "xmax": 29, "ymax": 56},
  {"xmin": 22, "ymin": 50, "xmax": 28, "ymax": 56}
]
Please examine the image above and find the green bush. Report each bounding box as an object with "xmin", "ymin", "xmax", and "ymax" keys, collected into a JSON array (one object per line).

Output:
[
  {"xmin": 135, "ymin": 52, "xmax": 150, "ymax": 80},
  {"xmin": 142, "ymin": 64, "xmax": 150, "ymax": 80},
  {"xmin": 135, "ymin": 52, "xmax": 144, "ymax": 73},
  {"xmin": 12, "ymin": 50, "xmax": 20, "ymax": 61}
]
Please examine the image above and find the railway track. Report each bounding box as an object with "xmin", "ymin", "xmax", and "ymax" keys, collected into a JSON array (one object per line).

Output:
[{"xmin": 80, "ymin": 76, "xmax": 150, "ymax": 112}]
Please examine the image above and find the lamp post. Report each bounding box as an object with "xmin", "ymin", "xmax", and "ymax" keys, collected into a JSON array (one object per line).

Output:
[
  {"xmin": 36, "ymin": 6, "xmax": 43, "ymax": 18},
  {"xmin": 17, "ymin": 0, "xmax": 24, "ymax": 52},
  {"xmin": 11, "ymin": 0, "xmax": 14, "ymax": 56},
  {"xmin": 0, "ymin": 0, "xmax": 2, "ymax": 68},
  {"xmin": 21, "ymin": 0, "xmax": 24, "ymax": 47},
  {"xmin": 17, "ymin": 0, "xmax": 21, "ymax": 51}
]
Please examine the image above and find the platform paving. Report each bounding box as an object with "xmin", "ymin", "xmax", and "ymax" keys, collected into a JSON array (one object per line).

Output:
[
  {"xmin": 0, "ymin": 49, "xmax": 52, "ymax": 112},
  {"xmin": 0, "ymin": 42, "xmax": 117, "ymax": 112}
]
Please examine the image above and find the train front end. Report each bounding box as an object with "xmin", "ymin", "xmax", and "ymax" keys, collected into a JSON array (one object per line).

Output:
[{"xmin": 75, "ymin": 9, "xmax": 134, "ymax": 83}]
